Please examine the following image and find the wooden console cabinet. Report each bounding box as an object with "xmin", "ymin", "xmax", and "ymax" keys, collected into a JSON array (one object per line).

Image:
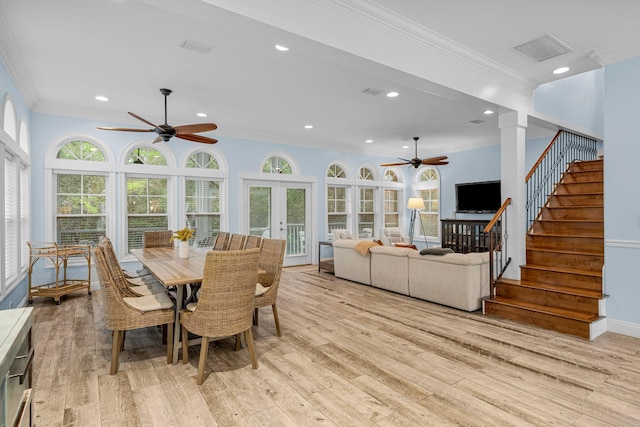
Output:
[{"xmin": 440, "ymin": 219, "xmax": 493, "ymax": 253}]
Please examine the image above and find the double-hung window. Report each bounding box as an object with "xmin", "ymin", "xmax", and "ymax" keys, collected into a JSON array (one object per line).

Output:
[
  {"xmin": 55, "ymin": 140, "xmax": 107, "ymax": 246},
  {"xmin": 326, "ymin": 163, "xmax": 348, "ymax": 237},
  {"xmin": 415, "ymin": 167, "xmax": 440, "ymax": 238},
  {"xmin": 126, "ymin": 147, "xmax": 169, "ymax": 252},
  {"xmin": 186, "ymin": 151, "xmax": 222, "ymax": 247}
]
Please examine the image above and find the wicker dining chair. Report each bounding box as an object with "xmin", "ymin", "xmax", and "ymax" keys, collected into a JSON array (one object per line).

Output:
[
  {"xmin": 99, "ymin": 235, "xmax": 152, "ymax": 279},
  {"xmin": 212, "ymin": 231, "xmax": 230, "ymax": 250},
  {"xmin": 253, "ymin": 238, "xmax": 287, "ymax": 337},
  {"xmin": 94, "ymin": 245, "xmax": 175, "ymax": 374},
  {"xmin": 98, "ymin": 237, "xmax": 166, "ymax": 297},
  {"xmin": 143, "ymin": 230, "xmax": 174, "ymax": 248},
  {"xmin": 180, "ymin": 248, "xmax": 261, "ymax": 385},
  {"xmin": 243, "ymin": 235, "xmax": 262, "ymax": 249},
  {"xmin": 226, "ymin": 233, "xmax": 246, "ymax": 251}
]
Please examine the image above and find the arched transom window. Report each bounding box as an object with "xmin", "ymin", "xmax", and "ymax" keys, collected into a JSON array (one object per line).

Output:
[
  {"xmin": 263, "ymin": 156, "xmax": 291, "ymax": 174},
  {"xmin": 186, "ymin": 151, "xmax": 219, "ymax": 169},
  {"xmin": 126, "ymin": 147, "xmax": 167, "ymax": 166}
]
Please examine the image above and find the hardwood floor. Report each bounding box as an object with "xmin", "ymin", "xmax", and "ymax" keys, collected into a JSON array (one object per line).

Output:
[{"xmin": 31, "ymin": 266, "xmax": 640, "ymax": 426}]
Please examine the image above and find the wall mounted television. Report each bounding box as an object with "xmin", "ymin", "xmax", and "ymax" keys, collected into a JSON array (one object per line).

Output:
[{"xmin": 455, "ymin": 180, "xmax": 501, "ymax": 214}]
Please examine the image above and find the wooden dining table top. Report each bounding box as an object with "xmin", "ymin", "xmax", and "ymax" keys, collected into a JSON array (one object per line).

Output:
[{"xmin": 130, "ymin": 247, "xmax": 207, "ymax": 287}]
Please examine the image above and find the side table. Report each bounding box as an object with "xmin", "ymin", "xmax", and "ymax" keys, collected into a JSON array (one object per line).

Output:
[{"xmin": 318, "ymin": 241, "xmax": 334, "ymax": 273}]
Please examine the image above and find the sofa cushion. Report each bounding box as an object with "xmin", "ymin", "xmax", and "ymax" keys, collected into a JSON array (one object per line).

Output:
[
  {"xmin": 408, "ymin": 251, "xmax": 488, "ymax": 266},
  {"xmin": 369, "ymin": 245, "xmax": 414, "ymax": 257}
]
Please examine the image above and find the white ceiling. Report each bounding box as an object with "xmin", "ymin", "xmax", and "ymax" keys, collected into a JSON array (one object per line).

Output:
[{"xmin": 1, "ymin": 0, "xmax": 639, "ymax": 158}]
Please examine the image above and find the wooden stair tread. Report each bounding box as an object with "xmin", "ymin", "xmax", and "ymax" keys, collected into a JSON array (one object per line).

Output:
[
  {"xmin": 545, "ymin": 205, "xmax": 603, "ymax": 209},
  {"xmin": 490, "ymin": 297, "xmax": 599, "ymax": 322},
  {"xmin": 523, "ymin": 264, "xmax": 602, "ymax": 277},
  {"xmin": 499, "ymin": 278, "xmax": 603, "ymax": 298},
  {"xmin": 525, "ymin": 247, "xmax": 604, "ymax": 257},
  {"xmin": 528, "ymin": 231, "xmax": 604, "ymax": 239},
  {"xmin": 536, "ymin": 219, "xmax": 603, "ymax": 223}
]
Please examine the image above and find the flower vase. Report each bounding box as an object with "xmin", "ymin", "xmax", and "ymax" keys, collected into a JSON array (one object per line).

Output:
[{"xmin": 179, "ymin": 240, "xmax": 189, "ymax": 258}]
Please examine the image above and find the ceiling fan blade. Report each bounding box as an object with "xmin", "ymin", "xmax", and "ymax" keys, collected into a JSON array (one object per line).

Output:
[
  {"xmin": 380, "ymin": 161, "xmax": 410, "ymax": 167},
  {"xmin": 128, "ymin": 112, "xmax": 159, "ymax": 128},
  {"xmin": 96, "ymin": 126, "xmax": 154, "ymax": 132},
  {"xmin": 174, "ymin": 123, "xmax": 218, "ymax": 134},
  {"xmin": 176, "ymin": 133, "xmax": 218, "ymax": 144},
  {"xmin": 423, "ymin": 161, "xmax": 449, "ymax": 166},
  {"xmin": 152, "ymin": 136, "xmax": 163, "ymax": 144},
  {"xmin": 422, "ymin": 156, "xmax": 448, "ymax": 164}
]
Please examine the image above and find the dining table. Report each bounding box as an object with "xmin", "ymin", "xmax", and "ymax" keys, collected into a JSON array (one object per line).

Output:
[{"xmin": 130, "ymin": 246, "xmax": 207, "ymax": 364}]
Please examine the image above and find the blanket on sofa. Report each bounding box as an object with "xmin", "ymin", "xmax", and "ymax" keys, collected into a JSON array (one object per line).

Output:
[{"xmin": 354, "ymin": 240, "xmax": 380, "ymax": 256}]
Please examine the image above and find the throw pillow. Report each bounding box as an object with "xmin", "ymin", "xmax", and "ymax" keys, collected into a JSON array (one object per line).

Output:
[{"xmin": 420, "ymin": 247, "xmax": 455, "ymax": 256}]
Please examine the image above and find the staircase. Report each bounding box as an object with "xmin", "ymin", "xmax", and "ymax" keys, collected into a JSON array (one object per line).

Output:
[{"xmin": 484, "ymin": 159, "xmax": 605, "ymax": 339}]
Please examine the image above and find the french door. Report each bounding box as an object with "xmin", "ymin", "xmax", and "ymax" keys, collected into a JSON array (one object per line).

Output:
[{"xmin": 246, "ymin": 181, "xmax": 311, "ymax": 266}]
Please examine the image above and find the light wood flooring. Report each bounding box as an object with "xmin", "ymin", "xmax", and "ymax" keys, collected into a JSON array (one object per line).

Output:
[{"xmin": 31, "ymin": 266, "xmax": 640, "ymax": 426}]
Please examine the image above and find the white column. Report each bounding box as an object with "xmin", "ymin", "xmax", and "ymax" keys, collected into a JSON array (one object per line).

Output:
[{"xmin": 499, "ymin": 111, "xmax": 527, "ymax": 279}]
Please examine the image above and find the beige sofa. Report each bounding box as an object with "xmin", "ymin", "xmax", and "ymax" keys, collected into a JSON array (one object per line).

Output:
[
  {"xmin": 331, "ymin": 238, "xmax": 490, "ymax": 311},
  {"xmin": 332, "ymin": 238, "xmax": 373, "ymax": 285},
  {"xmin": 408, "ymin": 251, "xmax": 490, "ymax": 311}
]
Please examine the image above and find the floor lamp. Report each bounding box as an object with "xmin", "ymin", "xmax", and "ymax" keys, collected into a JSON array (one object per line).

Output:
[{"xmin": 407, "ymin": 197, "xmax": 425, "ymax": 245}]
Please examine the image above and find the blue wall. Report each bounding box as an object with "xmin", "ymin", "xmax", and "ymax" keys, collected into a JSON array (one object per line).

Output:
[
  {"xmin": 534, "ymin": 69, "xmax": 604, "ymax": 135},
  {"xmin": 603, "ymin": 57, "xmax": 640, "ymax": 328}
]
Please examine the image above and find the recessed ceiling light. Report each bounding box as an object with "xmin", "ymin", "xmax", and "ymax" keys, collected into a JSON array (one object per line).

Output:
[
  {"xmin": 95, "ymin": 95, "xmax": 109, "ymax": 102},
  {"xmin": 386, "ymin": 91, "xmax": 399, "ymax": 98},
  {"xmin": 402, "ymin": 145, "xmax": 410, "ymax": 149},
  {"xmin": 365, "ymin": 139, "xmax": 373, "ymax": 143},
  {"xmin": 483, "ymin": 109, "xmax": 494, "ymax": 115},
  {"xmin": 304, "ymin": 124, "xmax": 313, "ymax": 129},
  {"xmin": 197, "ymin": 112, "xmax": 207, "ymax": 118},
  {"xmin": 553, "ymin": 66, "xmax": 570, "ymax": 74},
  {"xmin": 275, "ymin": 44, "xmax": 289, "ymax": 52}
]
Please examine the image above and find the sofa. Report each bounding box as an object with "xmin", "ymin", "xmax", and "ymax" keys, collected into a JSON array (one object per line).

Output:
[{"xmin": 332, "ymin": 238, "xmax": 490, "ymax": 311}]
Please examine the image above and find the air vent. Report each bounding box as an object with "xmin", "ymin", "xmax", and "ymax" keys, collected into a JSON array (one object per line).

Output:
[
  {"xmin": 513, "ymin": 34, "xmax": 573, "ymax": 62},
  {"xmin": 179, "ymin": 39, "xmax": 213, "ymax": 54},
  {"xmin": 470, "ymin": 119, "xmax": 484, "ymax": 124},
  {"xmin": 362, "ymin": 88, "xmax": 383, "ymax": 96}
]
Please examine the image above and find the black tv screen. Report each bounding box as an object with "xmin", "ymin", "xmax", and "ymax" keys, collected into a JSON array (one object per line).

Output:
[{"xmin": 455, "ymin": 180, "xmax": 501, "ymax": 213}]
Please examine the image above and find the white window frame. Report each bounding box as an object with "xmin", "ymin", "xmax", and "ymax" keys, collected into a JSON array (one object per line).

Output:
[{"xmin": 413, "ymin": 166, "xmax": 441, "ymax": 241}]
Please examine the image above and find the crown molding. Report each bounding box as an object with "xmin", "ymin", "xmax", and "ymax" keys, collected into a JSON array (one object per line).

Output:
[
  {"xmin": 315, "ymin": 0, "xmax": 536, "ymax": 98},
  {"xmin": 590, "ymin": 37, "xmax": 640, "ymax": 66},
  {"xmin": 0, "ymin": 5, "xmax": 37, "ymax": 108}
]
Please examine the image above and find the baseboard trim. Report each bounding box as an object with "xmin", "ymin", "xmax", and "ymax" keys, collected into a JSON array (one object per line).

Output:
[{"xmin": 606, "ymin": 318, "xmax": 640, "ymax": 338}]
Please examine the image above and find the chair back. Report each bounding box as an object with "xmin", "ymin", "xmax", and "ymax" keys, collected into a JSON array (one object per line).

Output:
[
  {"xmin": 243, "ymin": 235, "xmax": 262, "ymax": 249},
  {"xmin": 97, "ymin": 237, "xmax": 139, "ymax": 297},
  {"xmin": 94, "ymin": 245, "xmax": 136, "ymax": 329},
  {"xmin": 227, "ymin": 233, "xmax": 246, "ymax": 251},
  {"xmin": 256, "ymin": 238, "xmax": 286, "ymax": 296},
  {"xmin": 185, "ymin": 249, "xmax": 260, "ymax": 338},
  {"xmin": 212, "ymin": 231, "xmax": 230, "ymax": 250},
  {"xmin": 143, "ymin": 230, "xmax": 174, "ymax": 248}
]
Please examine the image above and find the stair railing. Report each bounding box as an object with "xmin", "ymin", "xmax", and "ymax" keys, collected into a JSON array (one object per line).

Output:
[
  {"xmin": 525, "ymin": 130, "xmax": 598, "ymax": 231},
  {"xmin": 483, "ymin": 198, "xmax": 512, "ymax": 299}
]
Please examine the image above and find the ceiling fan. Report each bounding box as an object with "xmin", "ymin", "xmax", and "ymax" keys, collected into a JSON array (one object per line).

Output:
[
  {"xmin": 381, "ymin": 136, "xmax": 449, "ymax": 168},
  {"xmin": 96, "ymin": 88, "xmax": 218, "ymax": 144}
]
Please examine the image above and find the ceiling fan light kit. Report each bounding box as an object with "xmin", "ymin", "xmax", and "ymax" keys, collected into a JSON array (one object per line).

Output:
[
  {"xmin": 96, "ymin": 88, "xmax": 218, "ymax": 144},
  {"xmin": 381, "ymin": 137, "xmax": 449, "ymax": 168}
]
